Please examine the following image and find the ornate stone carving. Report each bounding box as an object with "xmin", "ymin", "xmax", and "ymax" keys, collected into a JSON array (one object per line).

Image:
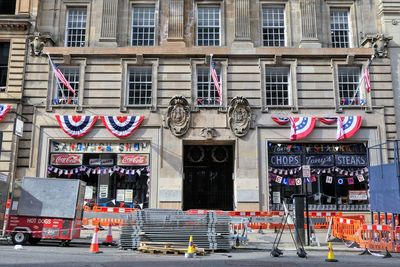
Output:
[
  {"xmin": 227, "ymin": 96, "xmax": 252, "ymax": 137},
  {"xmin": 166, "ymin": 96, "xmax": 191, "ymax": 137},
  {"xmin": 361, "ymin": 34, "xmax": 393, "ymax": 58},
  {"xmin": 200, "ymin": 127, "xmax": 217, "ymax": 140},
  {"xmin": 28, "ymin": 32, "xmax": 53, "ymax": 57}
]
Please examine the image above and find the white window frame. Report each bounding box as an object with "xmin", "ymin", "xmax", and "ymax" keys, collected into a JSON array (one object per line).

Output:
[
  {"xmin": 191, "ymin": 58, "xmax": 228, "ymax": 110},
  {"xmin": 325, "ymin": 1, "xmax": 357, "ymax": 48},
  {"xmin": 47, "ymin": 58, "xmax": 86, "ymax": 112},
  {"xmin": 259, "ymin": 0, "xmax": 290, "ymax": 47},
  {"xmin": 330, "ymin": 8, "xmax": 351, "ymax": 48},
  {"xmin": 64, "ymin": 7, "xmax": 88, "ymax": 47},
  {"xmin": 260, "ymin": 58, "xmax": 298, "ymax": 112},
  {"xmin": 332, "ymin": 58, "xmax": 372, "ymax": 112},
  {"xmin": 195, "ymin": 1, "xmax": 224, "ymax": 46},
  {"xmin": 121, "ymin": 58, "xmax": 158, "ymax": 112},
  {"xmin": 261, "ymin": 5, "xmax": 286, "ymax": 47},
  {"xmin": 60, "ymin": 1, "xmax": 91, "ymax": 47},
  {"xmin": 131, "ymin": 4, "xmax": 157, "ymax": 46},
  {"xmin": 0, "ymin": 42, "xmax": 10, "ymax": 92}
]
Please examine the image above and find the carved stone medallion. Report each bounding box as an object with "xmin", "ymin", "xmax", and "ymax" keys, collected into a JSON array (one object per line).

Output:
[
  {"xmin": 166, "ymin": 96, "xmax": 191, "ymax": 137},
  {"xmin": 228, "ymin": 96, "xmax": 252, "ymax": 137}
]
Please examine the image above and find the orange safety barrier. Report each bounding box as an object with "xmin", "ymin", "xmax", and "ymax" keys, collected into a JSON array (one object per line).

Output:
[
  {"xmin": 331, "ymin": 216, "xmax": 362, "ymax": 242},
  {"xmin": 357, "ymin": 224, "xmax": 394, "ymax": 252},
  {"xmin": 92, "ymin": 206, "xmax": 135, "ymax": 213},
  {"xmin": 373, "ymin": 213, "xmax": 400, "ymax": 225},
  {"xmin": 395, "ymin": 226, "xmax": 400, "ymax": 253}
]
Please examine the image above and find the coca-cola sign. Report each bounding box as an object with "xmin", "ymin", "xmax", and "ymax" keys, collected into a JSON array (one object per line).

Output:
[
  {"xmin": 51, "ymin": 154, "xmax": 82, "ymax": 166},
  {"xmin": 117, "ymin": 154, "xmax": 149, "ymax": 166}
]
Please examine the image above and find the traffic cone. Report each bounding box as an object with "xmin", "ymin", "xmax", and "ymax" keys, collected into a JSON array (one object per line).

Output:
[
  {"xmin": 184, "ymin": 235, "xmax": 196, "ymax": 258},
  {"xmin": 103, "ymin": 222, "xmax": 115, "ymax": 246},
  {"xmin": 89, "ymin": 226, "xmax": 103, "ymax": 254},
  {"xmin": 325, "ymin": 242, "xmax": 338, "ymax": 262}
]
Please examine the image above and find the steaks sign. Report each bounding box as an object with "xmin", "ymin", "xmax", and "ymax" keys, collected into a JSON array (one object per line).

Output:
[
  {"xmin": 117, "ymin": 154, "xmax": 149, "ymax": 166},
  {"xmin": 51, "ymin": 154, "xmax": 82, "ymax": 166}
]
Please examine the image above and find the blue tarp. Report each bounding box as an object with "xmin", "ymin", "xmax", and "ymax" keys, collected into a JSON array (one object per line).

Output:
[{"xmin": 369, "ymin": 163, "xmax": 400, "ymax": 213}]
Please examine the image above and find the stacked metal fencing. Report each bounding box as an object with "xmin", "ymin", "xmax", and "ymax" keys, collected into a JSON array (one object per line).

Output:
[{"xmin": 119, "ymin": 209, "xmax": 232, "ymax": 251}]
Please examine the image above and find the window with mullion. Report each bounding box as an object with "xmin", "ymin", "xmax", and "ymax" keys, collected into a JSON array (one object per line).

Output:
[
  {"xmin": 66, "ymin": 7, "xmax": 87, "ymax": 47},
  {"xmin": 197, "ymin": 66, "xmax": 221, "ymax": 106},
  {"xmin": 128, "ymin": 67, "xmax": 152, "ymax": 106},
  {"xmin": 54, "ymin": 67, "xmax": 79, "ymax": 105},
  {"xmin": 197, "ymin": 6, "xmax": 220, "ymax": 46},
  {"xmin": 265, "ymin": 67, "xmax": 290, "ymax": 106},
  {"xmin": 330, "ymin": 9, "xmax": 350, "ymax": 48},
  {"xmin": 131, "ymin": 5, "xmax": 156, "ymax": 46},
  {"xmin": 0, "ymin": 42, "xmax": 10, "ymax": 91},
  {"xmin": 338, "ymin": 67, "xmax": 361, "ymax": 106},
  {"xmin": 262, "ymin": 6, "xmax": 285, "ymax": 47}
]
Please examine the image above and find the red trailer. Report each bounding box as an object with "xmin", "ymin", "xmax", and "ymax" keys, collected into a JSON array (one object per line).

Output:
[{"xmin": 5, "ymin": 177, "xmax": 86, "ymax": 246}]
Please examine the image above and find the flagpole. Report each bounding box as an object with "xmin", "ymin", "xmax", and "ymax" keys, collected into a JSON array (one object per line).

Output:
[{"xmin": 209, "ymin": 54, "xmax": 213, "ymax": 104}]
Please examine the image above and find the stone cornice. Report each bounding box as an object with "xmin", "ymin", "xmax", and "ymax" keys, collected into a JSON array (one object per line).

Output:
[
  {"xmin": 43, "ymin": 46, "xmax": 375, "ymax": 58},
  {"xmin": 0, "ymin": 17, "xmax": 30, "ymax": 31},
  {"xmin": 378, "ymin": 0, "xmax": 400, "ymax": 14}
]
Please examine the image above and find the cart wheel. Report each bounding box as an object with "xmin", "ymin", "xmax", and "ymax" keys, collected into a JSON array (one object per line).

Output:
[
  {"xmin": 28, "ymin": 236, "xmax": 41, "ymax": 245},
  {"xmin": 11, "ymin": 232, "xmax": 29, "ymax": 245}
]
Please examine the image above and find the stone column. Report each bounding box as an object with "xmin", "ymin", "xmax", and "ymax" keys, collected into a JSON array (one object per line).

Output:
[
  {"xmin": 167, "ymin": 0, "xmax": 185, "ymax": 47},
  {"xmin": 299, "ymin": 0, "xmax": 321, "ymax": 48},
  {"xmin": 232, "ymin": 0, "xmax": 254, "ymax": 51},
  {"xmin": 99, "ymin": 0, "xmax": 118, "ymax": 46}
]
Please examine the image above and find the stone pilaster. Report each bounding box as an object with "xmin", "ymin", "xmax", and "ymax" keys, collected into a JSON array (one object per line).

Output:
[
  {"xmin": 232, "ymin": 0, "xmax": 254, "ymax": 51},
  {"xmin": 299, "ymin": 0, "xmax": 321, "ymax": 48},
  {"xmin": 100, "ymin": 0, "xmax": 118, "ymax": 46},
  {"xmin": 167, "ymin": 0, "xmax": 185, "ymax": 46}
]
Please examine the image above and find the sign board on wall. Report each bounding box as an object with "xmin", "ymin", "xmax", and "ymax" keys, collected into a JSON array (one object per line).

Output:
[
  {"xmin": 13, "ymin": 118, "xmax": 24, "ymax": 137},
  {"xmin": 335, "ymin": 155, "xmax": 368, "ymax": 167},
  {"xmin": 116, "ymin": 190, "xmax": 125, "ymax": 202},
  {"xmin": 302, "ymin": 165, "xmax": 311, "ymax": 178},
  {"xmin": 117, "ymin": 154, "xmax": 149, "ymax": 166},
  {"xmin": 349, "ymin": 190, "xmax": 368, "ymax": 201},
  {"xmin": 124, "ymin": 190, "xmax": 133, "ymax": 203},
  {"xmin": 84, "ymin": 186, "xmax": 94, "ymax": 200},
  {"xmin": 50, "ymin": 154, "xmax": 83, "ymax": 165},
  {"xmin": 89, "ymin": 158, "xmax": 114, "ymax": 166},
  {"xmin": 269, "ymin": 155, "xmax": 301, "ymax": 167},
  {"xmin": 50, "ymin": 141, "xmax": 150, "ymax": 154},
  {"xmin": 272, "ymin": 191, "xmax": 281, "ymax": 204},
  {"xmin": 99, "ymin": 185, "xmax": 108, "ymax": 199}
]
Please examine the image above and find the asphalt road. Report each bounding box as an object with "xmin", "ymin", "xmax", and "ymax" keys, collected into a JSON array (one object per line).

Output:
[{"xmin": 0, "ymin": 241, "xmax": 399, "ymax": 267}]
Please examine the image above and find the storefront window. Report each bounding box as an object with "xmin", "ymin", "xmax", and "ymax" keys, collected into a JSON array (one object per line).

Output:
[
  {"xmin": 268, "ymin": 143, "xmax": 369, "ymax": 211},
  {"xmin": 47, "ymin": 141, "xmax": 150, "ymax": 209}
]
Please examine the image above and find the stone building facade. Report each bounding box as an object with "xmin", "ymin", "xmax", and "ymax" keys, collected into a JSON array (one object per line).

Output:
[
  {"xmin": 0, "ymin": 0, "xmax": 40, "ymax": 233},
  {"xmin": 17, "ymin": 0, "xmax": 396, "ymax": 212}
]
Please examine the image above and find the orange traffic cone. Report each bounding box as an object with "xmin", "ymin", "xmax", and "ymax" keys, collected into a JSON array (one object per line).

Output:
[
  {"xmin": 90, "ymin": 226, "xmax": 103, "ymax": 253},
  {"xmin": 103, "ymin": 222, "xmax": 115, "ymax": 246}
]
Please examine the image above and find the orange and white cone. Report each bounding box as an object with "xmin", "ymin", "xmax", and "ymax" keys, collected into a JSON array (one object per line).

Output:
[
  {"xmin": 103, "ymin": 222, "xmax": 115, "ymax": 246},
  {"xmin": 90, "ymin": 226, "xmax": 102, "ymax": 253}
]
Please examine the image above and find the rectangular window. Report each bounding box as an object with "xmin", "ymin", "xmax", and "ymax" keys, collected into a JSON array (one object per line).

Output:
[
  {"xmin": 131, "ymin": 5, "xmax": 156, "ymax": 46},
  {"xmin": 197, "ymin": 6, "xmax": 220, "ymax": 46},
  {"xmin": 262, "ymin": 6, "xmax": 285, "ymax": 47},
  {"xmin": 0, "ymin": 0, "xmax": 16, "ymax": 14},
  {"xmin": 65, "ymin": 7, "xmax": 87, "ymax": 47},
  {"xmin": 197, "ymin": 66, "xmax": 221, "ymax": 106},
  {"xmin": 0, "ymin": 42, "xmax": 10, "ymax": 92},
  {"xmin": 265, "ymin": 67, "xmax": 290, "ymax": 106},
  {"xmin": 338, "ymin": 67, "xmax": 361, "ymax": 106},
  {"xmin": 127, "ymin": 67, "xmax": 152, "ymax": 106},
  {"xmin": 54, "ymin": 67, "xmax": 79, "ymax": 105},
  {"xmin": 330, "ymin": 9, "xmax": 350, "ymax": 48}
]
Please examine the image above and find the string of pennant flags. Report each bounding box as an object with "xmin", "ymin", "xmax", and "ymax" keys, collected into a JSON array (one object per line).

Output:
[
  {"xmin": 47, "ymin": 165, "xmax": 150, "ymax": 178},
  {"xmin": 268, "ymin": 166, "xmax": 369, "ymax": 176}
]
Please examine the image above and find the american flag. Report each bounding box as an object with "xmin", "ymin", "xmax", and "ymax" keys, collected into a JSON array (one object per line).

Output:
[
  {"xmin": 363, "ymin": 66, "xmax": 371, "ymax": 93},
  {"xmin": 48, "ymin": 55, "xmax": 76, "ymax": 96},
  {"xmin": 210, "ymin": 57, "xmax": 222, "ymax": 104}
]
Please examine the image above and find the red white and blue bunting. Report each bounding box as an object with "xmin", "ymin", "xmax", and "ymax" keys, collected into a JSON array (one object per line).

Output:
[
  {"xmin": 101, "ymin": 115, "xmax": 144, "ymax": 138},
  {"xmin": 319, "ymin": 117, "xmax": 337, "ymax": 125},
  {"xmin": 336, "ymin": 116, "xmax": 362, "ymax": 141},
  {"xmin": 48, "ymin": 165, "xmax": 150, "ymax": 178},
  {"xmin": 290, "ymin": 117, "xmax": 316, "ymax": 141},
  {"xmin": 0, "ymin": 104, "xmax": 12, "ymax": 122},
  {"xmin": 55, "ymin": 115, "xmax": 98, "ymax": 138},
  {"xmin": 272, "ymin": 116, "xmax": 290, "ymax": 125}
]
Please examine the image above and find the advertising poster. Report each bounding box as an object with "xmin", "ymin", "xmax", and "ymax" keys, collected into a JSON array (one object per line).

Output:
[{"xmin": 124, "ymin": 189, "xmax": 133, "ymax": 203}]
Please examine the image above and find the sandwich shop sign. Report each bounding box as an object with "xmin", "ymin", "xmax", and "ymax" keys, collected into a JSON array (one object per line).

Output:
[{"xmin": 50, "ymin": 141, "xmax": 150, "ymax": 154}]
